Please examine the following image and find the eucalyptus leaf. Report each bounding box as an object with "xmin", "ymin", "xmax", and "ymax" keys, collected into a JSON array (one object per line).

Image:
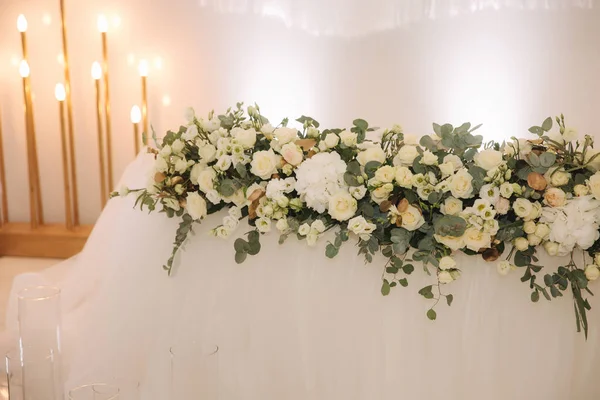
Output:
[
  {"xmin": 542, "ymin": 117, "xmax": 553, "ymax": 132},
  {"xmin": 381, "ymin": 279, "xmax": 391, "ymax": 296},
  {"xmin": 427, "ymin": 309, "xmax": 437, "ymax": 320}
]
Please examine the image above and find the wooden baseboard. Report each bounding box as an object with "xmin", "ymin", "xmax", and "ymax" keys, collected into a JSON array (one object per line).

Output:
[{"xmin": 0, "ymin": 222, "xmax": 93, "ymax": 259}]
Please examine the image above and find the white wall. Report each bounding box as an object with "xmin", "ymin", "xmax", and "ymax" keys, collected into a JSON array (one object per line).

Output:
[{"xmin": 0, "ymin": 0, "xmax": 599, "ymax": 224}]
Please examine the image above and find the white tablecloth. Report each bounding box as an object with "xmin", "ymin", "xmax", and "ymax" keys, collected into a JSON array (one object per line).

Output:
[{"xmin": 4, "ymin": 152, "xmax": 600, "ymax": 399}]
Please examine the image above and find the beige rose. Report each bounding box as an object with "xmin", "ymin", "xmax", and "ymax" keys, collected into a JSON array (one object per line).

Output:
[
  {"xmin": 400, "ymin": 205, "xmax": 425, "ymax": 231},
  {"xmin": 544, "ymin": 187, "xmax": 566, "ymax": 207}
]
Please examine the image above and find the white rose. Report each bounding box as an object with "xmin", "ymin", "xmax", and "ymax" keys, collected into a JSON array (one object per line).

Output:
[
  {"xmin": 574, "ymin": 184, "xmax": 590, "ymax": 197},
  {"xmin": 544, "ymin": 187, "xmax": 566, "ymax": 207},
  {"xmin": 215, "ymin": 155, "xmax": 232, "ymax": 171},
  {"xmin": 420, "ymin": 150, "xmax": 438, "ymax": 166},
  {"xmin": 155, "ymin": 157, "xmax": 169, "ymax": 174},
  {"xmin": 251, "ymin": 149, "xmax": 280, "ymax": 179},
  {"xmin": 434, "ymin": 234, "xmax": 465, "ymax": 251},
  {"xmin": 499, "ymin": 182, "xmax": 514, "ymax": 198},
  {"xmin": 403, "ymin": 133, "xmax": 418, "ymax": 145},
  {"xmin": 527, "ymin": 234, "xmax": 542, "ymax": 246},
  {"xmin": 543, "ymin": 241, "xmax": 559, "ymax": 256},
  {"xmin": 514, "ymin": 237, "xmax": 529, "ymax": 251},
  {"xmin": 197, "ymin": 168, "xmax": 216, "ymax": 193},
  {"xmin": 276, "ymin": 218, "xmax": 289, "ymax": 232},
  {"xmin": 298, "ymin": 223, "xmax": 311, "ymax": 236},
  {"xmin": 523, "ymin": 221, "xmax": 537, "ymax": 234},
  {"xmin": 198, "ymin": 144, "xmax": 217, "ymax": 163},
  {"xmin": 395, "ymin": 166, "xmax": 413, "ymax": 188},
  {"xmin": 393, "ymin": 145, "xmax": 419, "ymax": 166},
  {"xmin": 339, "ymin": 130, "xmax": 358, "ymax": 147},
  {"xmin": 474, "ymin": 149, "xmax": 504, "ymax": 171},
  {"xmin": 439, "ymin": 256, "xmax": 456, "ymax": 270},
  {"xmin": 443, "ymin": 154, "xmax": 463, "ymax": 170},
  {"xmin": 563, "ymin": 127, "xmax": 578, "ymax": 143},
  {"xmin": 375, "ymin": 166, "xmax": 396, "ymax": 183},
  {"xmin": 261, "ymin": 123, "xmax": 275, "ymax": 137},
  {"xmin": 535, "ymin": 223, "xmax": 550, "ymax": 239},
  {"xmin": 163, "ymin": 197, "xmax": 180, "ymax": 211},
  {"xmin": 232, "ymin": 128, "xmax": 257, "ymax": 149},
  {"xmin": 328, "ymin": 191, "xmax": 357, "ymax": 221},
  {"xmin": 205, "ymin": 189, "xmax": 221, "ymax": 204},
  {"xmin": 449, "ymin": 169, "xmax": 474, "ymax": 199},
  {"xmin": 438, "ymin": 270, "xmax": 454, "ymax": 284},
  {"xmin": 370, "ymin": 183, "xmax": 393, "ymax": 205},
  {"xmin": 357, "ymin": 146, "xmax": 387, "ymax": 166},
  {"xmin": 280, "ymin": 143, "xmax": 304, "ymax": 166},
  {"xmin": 400, "ymin": 205, "xmax": 425, "ymax": 231},
  {"xmin": 583, "ymin": 148, "xmax": 600, "ymax": 172},
  {"xmin": 544, "ymin": 167, "xmax": 570, "ymax": 187},
  {"xmin": 526, "ymin": 201, "xmax": 542, "ymax": 221},
  {"xmin": 463, "ymin": 228, "xmax": 492, "ymax": 251},
  {"xmin": 513, "ymin": 198, "xmax": 533, "ymax": 219},
  {"xmin": 183, "ymin": 124, "xmax": 199, "ymax": 141},
  {"xmin": 497, "ymin": 260, "xmax": 512, "ymax": 276},
  {"xmin": 350, "ymin": 186, "xmax": 367, "ymax": 200},
  {"xmin": 589, "ymin": 172, "xmax": 600, "ymax": 199},
  {"xmin": 256, "ymin": 217, "xmax": 271, "ymax": 233},
  {"xmin": 585, "ymin": 264, "xmax": 600, "ymax": 281},
  {"xmin": 273, "ymin": 127, "xmax": 298, "ymax": 145},
  {"xmin": 185, "ymin": 192, "xmax": 207, "ymax": 220},
  {"xmin": 324, "ymin": 133, "xmax": 340, "ymax": 148},
  {"xmin": 441, "ymin": 197, "xmax": 463, "ymax": 216},
  {"xmin": 184, "ymin": 107, "xmax": 196, "ymax": 123},
  {"xmin": 311, "ymin": 220, "xmax": 326, "ymax": 233},
  {"xmin": 174, "ymin": 158, "xmax": 189, "ymax": 174},
  {"xmin": 438, "ymin": 162, "xmax": 455, "ymax": 178},
  {"xmin": 172, "ymin": 139, "xmax": 185, "ymax": 154},
  {"xmin": 495, "ymin": 197, "xmax": 510, "ymax": 215}
]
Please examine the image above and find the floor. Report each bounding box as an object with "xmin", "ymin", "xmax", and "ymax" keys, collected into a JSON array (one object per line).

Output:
[{"xmin": 0, "ymin": 257, "xmax": 60, "ymax": 330}]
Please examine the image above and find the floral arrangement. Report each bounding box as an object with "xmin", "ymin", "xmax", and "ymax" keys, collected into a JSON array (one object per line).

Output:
[{"xmin": 116, "ymin": 103, "xmax": 600, "ymax": 337}]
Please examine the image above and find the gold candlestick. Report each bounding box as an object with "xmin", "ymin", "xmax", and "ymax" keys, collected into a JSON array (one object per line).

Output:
[
  {"xmin": 0, "ymin": 108, "xmax": 8, "ymax": 225},
  {"xmin": 98, "ymin": 15, "xmax": 114, "ymax": 192},
  {"xmin": 92, "ymin": 62, "xmax": 108, "ymax": 207},
  {"xmin": 55, "ymin": 83, "xmax": 73, "ymax": 230},
  {"xmin": 138, "ymin": 60, "xmax": 149, "ymax": 136},
  {"xmin": 17, "ymin": 15, "xmax": 43, "ymax": 226},
  {"xmin": 130, "ymin": 105, "xmax": 142, "ymax": 155},
  {"xmin": 19, "ymin": 60, "xmax": 38, "ymax": 228},
  {"xmin": 59, "ymin": 0, "xmax": 80, "ymax": 226}
]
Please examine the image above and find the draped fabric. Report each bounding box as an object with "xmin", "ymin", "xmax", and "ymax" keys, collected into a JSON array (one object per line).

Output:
[
  {"xmin": 3, "ymin": 152, "xmax": 600, "ymax": 399},
  {"xmin": 197, "ymin": 0, "xmax": 595, "ymax": 36}
]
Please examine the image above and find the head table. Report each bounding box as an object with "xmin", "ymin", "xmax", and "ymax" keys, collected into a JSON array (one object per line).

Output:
[{"xmin": 3, "ymin": 152, "xmax": 600, "ymax": 400}]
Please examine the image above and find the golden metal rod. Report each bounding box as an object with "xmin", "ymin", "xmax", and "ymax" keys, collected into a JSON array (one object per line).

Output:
[
  {"xmin": 20, "ymin": 32, "xmax": 27, "ymax": 60},
  {"xmin": 25, "ymin": 79, "xmax": 44, "ymax": 225},
  {"xmin": 58, "ymin": 101, "xmax": 73, "ymax": 230},
  {"xmin": 141, "ymin": 76, "xmax": 148, "ymax": 136},
  {"xmin": 0, "ymin": 108, "xmax": 8, "ymax": 225},
  {"xmin": 134, "ymin": 123, "xmax": 140, "ymax": 155},
  {"xmin": 101, "ymin": 32, "xmax": 114, "ymax": 192},
  {"xmin": 95, "ymin": 79, "xmax": 107, "ymax": 207},
  {"xmin": 59, "ymin": 0, "xmax": 80, "ymax": 226},
  {"xmin": 22, "ymin": 77, "xmax": 37, "ymax": 228}
]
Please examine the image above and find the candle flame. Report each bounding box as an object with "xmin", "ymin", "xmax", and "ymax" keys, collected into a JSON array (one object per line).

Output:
[
  {"xmin": 130, "ymin": 105, "xmax": 142, "ymax": 124},
  {"xmin": 19, "ymin": 60, "xmax": 30, "ymax": 78},
  {"xmin": 17, "ymin": 14, "xmax": 28, "ymax": 32},
  {"xmin": 91, "ymin": 61, "xmax": 102, "ymax": 80},
  {"xmin": 55, "ymin": 83, "xmax": 66, "ymax": 101},
  {"xmin": 97, "ymin": 15, "xmax": 108, "ymax": 33},
  {"xmin": 138, "ymin": 59, "xmax": 149, "ymax": 77}
]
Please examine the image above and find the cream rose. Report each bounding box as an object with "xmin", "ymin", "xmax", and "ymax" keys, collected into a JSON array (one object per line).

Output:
[
  {"xmin": 273, "ymin": 127, "xmax": 298, "ymax": 144},
  {"xmin": 535, "ymin": 223, "xmax": 550, "ymax": 239},
  {"xmin": 463, "ymin": 228, "xmax": 492, "ymax": 252},
  {"xmin": 280, "ymin": 143, "xmax": 304, "ymax": 166},
  {"xmin": 357, "ymin": 146, "xmax": 387, "ymax": 166},
  {"xmin": 350, "ymin": 186, "xmax": 367, "ymax": 200},
  {"xmin": 339, "ymin": 130, "xmax": 358, "ymax": 147},
  {"xmin": 544, "ymin": 187, "xmax": 566, "ymax": 207},
  {"xmin": 527, "ymin": 234, "xmax": 542, "ymax": 246},
  {"xmin": 395, "ymin": 166, "xmax": 413, "ymax": 188},
  {"xmin": 298, "ymin": 223, "xmax": 310, "ymax": 236},
  {"xmin": 324, "ymin": 133, "xmax": 340, "ymax": 148},
  {"xmin": 449, "ymin": 169, "xmax": 474, "ymax": 199},
  {"xmin": 250, "ymin": 149, "xmax": 280, "ymax": 179},
  {"xmin": 328, "ymin": 191, "xmax": 357, "ymax": 221},
  {"xmin": 583, "ymin": 148, "xmax": 600, "ymax": 172},
  {"xmin": 371, "ymin": 183, "xmax": 394, "ymax": 204},
  {"xmin": 197, "ymin": 168, "xmax": 217, "ymax": 193},
  {"xmin": 375, "ymin": 166, "xmax": 396, "ymax": 183},
  {"xmin": 232, "ymin": 128, "xmax": 257, "ymax": 149},
  {"xmin": 276, "ymin": 218, "xmax": 289, "ymax": 232},
  {"xmin": 185, "ymin": 192, "xmax": 207, "ymax": 220},
  {"xmin": 543, "ymin": 241, "xmax": 559, "ymax": 256},
  {"xmin": 438, "ymin": 271, "xmax": 454, "ymax": 284},
  {"xmin": 400, "ymin": 205, "xmax": 425, "ymax": 231},
  {"xmin": 585, "ymin": 265, "xmax": 600, "ymax": 281},
  {"xmin": 443, "ymin": 154, "xmax": 463, "ymax": 170},
  {"xmin": 589, "ymin": 172, "xmax": 600, "ymax": 199},
  {"xmin": 421, "ymin": 150, "xmax": 438, "ymax": 166},
  {"xmin": 393, "ymin": 145, "xmax": 419, "ymax": 166},
  {"xmin": 513, "ymin": 198, "xmax": 533, "ymax": 218},
  {"xmin": 474, "ymin": 149, "xmax": 504, "ymax": 171},
  {"xmin": 438, "ymin": 162, "xmax": 455, "ymax": 178},
  {"xmin": 439, "ymin": 256, "xmax": 456, "ymax": 270},
  {"xmin": 495, "ymin": 197, "xmax": 510, "ymax": 215},
  {"xmin": 514, "ymin": 237, "xmax": 529, "ymax": 251},
  {"xmin": 441, "ymin": 197, "xmax": 463, "ymax": 216},
  {"xmin": 544, "ymin": 167, "xmax": 570, "ymax": 187},
  {"xmin": 574, "ymin": 184, "xmax": 590, "ymax": 197},
  {"xmin": 434, "ymin": 234, "xmax": 465, "ymax": 251},
  {"xmin": 198, "ymin": 144, "xmax": 217, "ymax": 163},
  {"xmin": 523, "ymin": 221, "xmax": 537, "ymax": 234},
  {"xmin": 563, "ymin": 127, "xmax": 578, "ymax": 143},
  {"xmin": 497, "ymin": 260, "xmax": 512, "ymax": 276}
]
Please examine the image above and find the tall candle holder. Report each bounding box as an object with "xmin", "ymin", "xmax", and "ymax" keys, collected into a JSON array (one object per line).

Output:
[
  {"xmin": 98, "ymin": 15, "xmax": 114, "ymax": 193},
  {"xmin": 92, "ymin": 62, "xmax": 108, "ymax": 207},
  {"xmin": 0, "ymin": 108, "xmax": 8, "ymax": 225},
  {"xmin": 138, "ymin": 60, "xmax": 149, "ymax": 136},
  {"xmin": 59, "ymin": 0, "xmax": 80, "ymax": 226},
  {"xmin": 130, "ymin": 105, "xmax": 142, "ymax": 155},
  {"xmin": 55, "ymin": 83, "xmax": 73, "ymax": 230}
]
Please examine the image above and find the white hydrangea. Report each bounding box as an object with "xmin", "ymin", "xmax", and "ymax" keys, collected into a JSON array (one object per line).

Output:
[{"xmin": 295, "ymin": 152, "xmax": 348, "ymax": 213}]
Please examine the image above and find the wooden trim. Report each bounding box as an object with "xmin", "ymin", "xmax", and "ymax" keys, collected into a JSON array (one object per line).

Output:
[{"xmin": 0, "ymin": 223, "xmax": 92, "ymax": 259}]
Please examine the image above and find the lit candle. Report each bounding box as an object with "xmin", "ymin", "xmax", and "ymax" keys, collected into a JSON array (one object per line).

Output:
[
  {"xmin": 98, "ymin": 14, "xmax": 113, "ymax": 193},
  {"xmin": 59, "ymin": 0, "xmax": 80, "ymax": 226},
  {"xmin": 55, "ymin": 83, "xmax": 73, "ymax": 229},
  {"xmin": 130, "ymin": 105, "xmax": 142, "ymax": 155},
  {"xmin": 17, "ymin": 14, "xmax": 27, "ymax": 32},
  {"xmin": 92, "ymin": 61, "xmax": 107, "ymax": 207},
  {"xmin": 138, "ymin": 59, "xmax": 149, "ymax": 136}
]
